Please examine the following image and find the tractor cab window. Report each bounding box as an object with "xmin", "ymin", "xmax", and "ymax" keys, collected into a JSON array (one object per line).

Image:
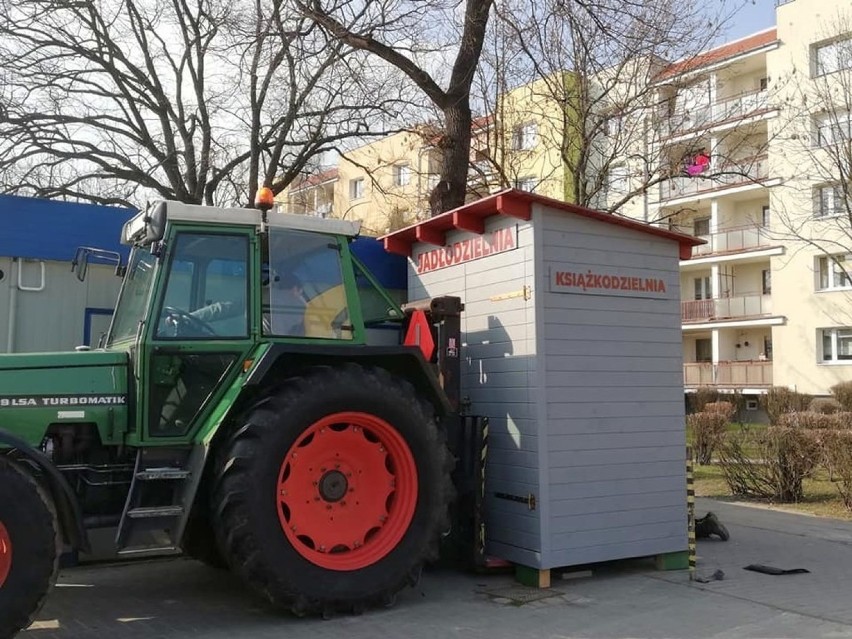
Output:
[
  {"xmin": 264, "ymin": 228, "xmax": 352, "ymax": 340},
  {"xmin": 155, "ymin": 233, "xmax": 249, "ymax": 339},
  {"xmin": 353, "ymin": 258, "xmax": 404, "ymax": 325},
  {"xmin": 108, "ymin": 247, "xmax": 157, "ymax": 345}
]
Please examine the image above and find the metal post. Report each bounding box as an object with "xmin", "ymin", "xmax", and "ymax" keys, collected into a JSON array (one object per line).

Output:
[{"xmin": 686, "ymin": 445, "xmax": 696, "ymax": 581}]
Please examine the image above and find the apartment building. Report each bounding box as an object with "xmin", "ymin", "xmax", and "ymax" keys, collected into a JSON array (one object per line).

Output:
[
  {"xmin": 624, "ymin": 0, "xmax": 852, "ymax": 397},
  {"xmin": 281, "ymin": 74, "xmax": 577, "ymax": 236}
]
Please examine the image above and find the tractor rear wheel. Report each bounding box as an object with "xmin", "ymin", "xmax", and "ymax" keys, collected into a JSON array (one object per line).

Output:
[
  {"xmin": 211, "ymin": 363, "xmax": 453, "ymax": 615},
  {"xmin": 0, "ymin": 457, "xmax": 60, "ymax": 637}
]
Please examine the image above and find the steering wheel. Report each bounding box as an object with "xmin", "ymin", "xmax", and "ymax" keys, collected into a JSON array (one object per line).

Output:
[{"xmin": 161, "ymin": 306, "xmax": 217, "ymax": 338}]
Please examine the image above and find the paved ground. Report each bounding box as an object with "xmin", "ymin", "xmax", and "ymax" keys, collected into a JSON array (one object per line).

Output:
[{"xmin": 20, "ymin": 498, "xmax": 852, "ymax": 638}]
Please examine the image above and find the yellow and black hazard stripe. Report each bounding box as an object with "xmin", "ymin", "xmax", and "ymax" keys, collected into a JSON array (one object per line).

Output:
[{"xmin": 686, "ymin": 445, "xmax": 696, "ymax": 580}]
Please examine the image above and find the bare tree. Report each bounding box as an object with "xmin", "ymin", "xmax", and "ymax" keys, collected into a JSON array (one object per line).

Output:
[
  {"xmin": 294, "ymin": 0, "xmax": 494, "ymax": 215},
  {"xmin": 471, "ymin": 0, "xmax": 768, "ymax": 218},
  {"xmin": 0, "ymin": 0, "xmax": 407, "ymax": 207}
]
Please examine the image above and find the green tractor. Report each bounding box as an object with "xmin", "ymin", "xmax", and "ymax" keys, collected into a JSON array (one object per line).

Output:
[{"xmin": 0, "ymin": 196, "xmax": 482, "ymax": 636}]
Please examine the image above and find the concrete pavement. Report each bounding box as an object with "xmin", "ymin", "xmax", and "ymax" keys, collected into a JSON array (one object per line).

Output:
[{"xmin": 21, "ymin": 498, "xmax": 852, "ymax": 638}]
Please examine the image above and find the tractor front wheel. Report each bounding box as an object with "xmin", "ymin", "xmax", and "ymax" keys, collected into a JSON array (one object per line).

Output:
[
  {"xmin": 0, "ymin": 457, "xmax": 60, "ymax": 637},
  {"xmin": 211, "ymin": 364, "xmax": 453, "ymax": 615}
]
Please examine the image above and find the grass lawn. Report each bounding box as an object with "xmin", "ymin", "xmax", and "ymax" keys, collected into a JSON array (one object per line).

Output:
[{"xmin": 694, "ymin": 463, "xmax": 852, "ymax": 520}]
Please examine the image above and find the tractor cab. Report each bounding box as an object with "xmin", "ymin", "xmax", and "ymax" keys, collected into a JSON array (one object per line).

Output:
[{"xmin": 104, "ymin": 200, "xmax": 404, "ymax": 442}]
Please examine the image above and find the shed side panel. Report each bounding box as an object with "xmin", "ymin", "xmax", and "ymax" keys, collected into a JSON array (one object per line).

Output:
[{"xmin": 536, "ymin": 206, "xmax": 687, "ymax": 568}]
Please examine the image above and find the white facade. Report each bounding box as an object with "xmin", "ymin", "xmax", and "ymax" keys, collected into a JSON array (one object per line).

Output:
[{"xmin": 615, "ymin": 0, "xmax": 852, "ymax": 396}]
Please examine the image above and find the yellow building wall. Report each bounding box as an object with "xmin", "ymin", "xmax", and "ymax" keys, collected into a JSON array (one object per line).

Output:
[
  {"xmin": 490, "ymin": 73, "xmax": 574, "ymax": 201},
  {"xmin": 334, "ymin": 129, "xmax": 442, "ymax": 236}
]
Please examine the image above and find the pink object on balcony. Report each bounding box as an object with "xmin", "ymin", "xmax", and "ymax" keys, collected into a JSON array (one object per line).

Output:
[{"xmin": 686, "ymin": 151, "xmax": 710, "ymax": 176}]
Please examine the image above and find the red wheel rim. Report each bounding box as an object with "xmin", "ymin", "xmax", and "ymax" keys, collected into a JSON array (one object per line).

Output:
[
  {"xmin": 0, "ymin": 521, "xmax": 11, "ymax": 588},
  {"xmin": 277, "ymin": 412, "xmax": 418, "ymax": 571}
]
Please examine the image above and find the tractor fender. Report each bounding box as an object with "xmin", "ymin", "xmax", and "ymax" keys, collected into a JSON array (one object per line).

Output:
[
  {"xmin": 244, "ymin": 344, "xmax": 454, "ymax": 416},
  {"xmin": 0, "ymin": 429, "xmax": 89, "ymax": 553}
]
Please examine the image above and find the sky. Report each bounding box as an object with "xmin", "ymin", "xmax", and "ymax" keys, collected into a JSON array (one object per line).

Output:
[{"xmin": 724, "ymin": 0, "xmax": 778, "ymax": 41}]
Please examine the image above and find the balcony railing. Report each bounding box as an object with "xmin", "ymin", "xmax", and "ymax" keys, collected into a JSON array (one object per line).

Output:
[
  {"xmin": 306, "ymin": 203, "xmax": 333, "ymax": 218},
  {"xmin": 660, "ymin": 155, "xmax": 768, "ymax": 202},
  {"xmin": 690, "ymin": 225, "xmax": 774, "ymax": 257},
  {"xmin": 663, "ymin": 89, "xmax": 771, "ymax": 137},
  {"xmin": 682, "ymin": 293, "xmax": 772, "ymax": 322},
  {"xmin": 684, "ymin": 361, "xmax": 773, "ymax": 387}
]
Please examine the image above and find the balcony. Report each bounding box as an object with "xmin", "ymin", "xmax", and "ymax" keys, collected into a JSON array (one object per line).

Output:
[
  {"xmin": 682, "ymin": 293, "xmax": 772, "ymax": 323},
  {"xmin": 663, "ymin": 89, "xmax": 771, "ymax": 137},
  {"xmin": 690, "ymin": 225, "xmax": 774, "ymax": 258},
  {"xmin": 684, "ymin": 360, "xmax": 773, "ymax": 388},
  {"xmin": 660, "ymin": 155, "xmax": 769, "ymax": 202},
  {"xmin": 306, "ymin": 203, "xmax": 333, "ymax": 218}
]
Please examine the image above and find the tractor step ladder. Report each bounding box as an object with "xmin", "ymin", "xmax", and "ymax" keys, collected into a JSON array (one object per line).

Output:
[{"xmin": 116, "ymin": 447, "xmax": 199, "ymax": 555}]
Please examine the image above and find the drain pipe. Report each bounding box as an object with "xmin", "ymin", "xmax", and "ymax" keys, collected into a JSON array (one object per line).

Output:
[{"xmin": 6, "ymin": 258, "xmax": 17, "ymax": 353}]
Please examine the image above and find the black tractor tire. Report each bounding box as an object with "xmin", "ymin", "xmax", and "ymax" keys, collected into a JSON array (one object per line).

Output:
[
  {"xmin": 211, "ymin": 363, "xmax": 453, "ymax": 616},
  {"xmin": 0, "ymin": 457, "xmax": 60, "ymax": 638}
]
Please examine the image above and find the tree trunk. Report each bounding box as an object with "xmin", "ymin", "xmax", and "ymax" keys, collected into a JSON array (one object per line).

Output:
[{"xmin": 430, "ymin": 102, "xmax": 472, "ymax": 216}]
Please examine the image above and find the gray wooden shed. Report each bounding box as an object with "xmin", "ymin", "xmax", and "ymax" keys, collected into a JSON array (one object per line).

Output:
[{"xmin": 382, "ymin": 189, "xmax": 702, "ymax": 580}]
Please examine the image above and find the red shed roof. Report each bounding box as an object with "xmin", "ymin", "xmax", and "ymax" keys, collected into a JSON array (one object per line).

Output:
[
  {"xmin": 656, "ymin": 29, "xmax": 778, "ymax": 82},
  {"xmin": 380, "ymin": 189, "xmax": 704, "ymax": 261}
]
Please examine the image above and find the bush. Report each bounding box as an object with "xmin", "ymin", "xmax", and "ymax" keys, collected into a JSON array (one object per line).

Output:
[
  {"xmin": 688, "ymin": 387, "xmax": 721, "ymax": 414},
  {"xmin": 688, "ymin": 412, "xmax": 728, "ymax": 465},
  {"xmin": 830, "ymin": 381, "xmax": 852, "ymax": 411},
  {"xmin": 808, "ymin": 397, "xmax": 842, "ymax": 414},
  {"xmin": 777, "ymin": 411, "xmax": 841, "ymax": 430},
  {"xmin": 718, "ymin": 427, "xmax": 821, "ymax": 501},
  {"xmin": 704, "ymin": 401, "xmax": 736, "ymax": 422},
  {"xmin": 836, "ymin": 412, "xmax": 852, "ymax": 429},
  {"xmin": 763, "ymin": 387, "xmax": 813, "ymax": 424},
  {"xmin": 819, "ymin": 430, "xmax": 852, "ymax": 509}
]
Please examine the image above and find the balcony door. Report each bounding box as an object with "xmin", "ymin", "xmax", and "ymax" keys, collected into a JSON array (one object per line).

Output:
[
  {"xmin": 695, "ymin": 338, "xmax": 712, "ymax": 363},
  {"xmin": 694, "ymin": 276, "xmax": 712, "ymax": 301}
]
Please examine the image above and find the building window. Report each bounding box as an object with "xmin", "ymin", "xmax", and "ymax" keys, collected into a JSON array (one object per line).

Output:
[
  {"xmin": 762, "ymin": 269, "xmax": 772, "ymax": 294},
  {"xmin": 607, "ymin": 164, "xmax": 629, "ymax": 196},
  {"xmin": 762, "ymin": 205, "xmax": 770, "ymax": 227},
  {"xmin": 695, "ymin": 338, "xmax": 712, "ymax": 362},
  {"xmin": 693, "ymin": 217, "xmax": 711, "ymax": 237},
  {"xmin": 815, "ymin": 112, "xmax": 851, "ymax": 146},
  {"xmin": 512, "ymin": 122, "xmax": 537, "ymax": 151},
  {"xmin": 349, "ymin": 178, "xmax": 364, "ymax": 200},
  {"xmin": 816, "ymin": 184, "xmax": 846, "ymax": 217},
  {"xmin": 694, "ymin": 276, "xmax": 712, "ymax": 300},
  {"xmin": 393, "ymin": 164, "xmax": 411, "ymax": 187},
  {"xmin": 604, "ymin": 112, "xmax": 624, "ymax": 137},
  {"xmin": 514, "ymin": 176, "xmax": 537, "ymax": 193},
  {"xmin": 814, "ymin": 36, "xmax": 852, "ymax": 76},
  {"xmin": 821, "ymin": 327, "xmax": 852, "ymax": 362},
  {"xmin": 818, "ymin": 254, "xmax": 851, "ymax": 290}
]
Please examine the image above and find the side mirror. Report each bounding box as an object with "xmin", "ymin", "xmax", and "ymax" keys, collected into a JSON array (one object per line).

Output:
[
  {"xmin": 71, "ymin": 247, "xmax": 124, "ymax": 282},
  {"xmin": 71, "ymin": 248, "xmax": 89, "ymax": 282}
]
